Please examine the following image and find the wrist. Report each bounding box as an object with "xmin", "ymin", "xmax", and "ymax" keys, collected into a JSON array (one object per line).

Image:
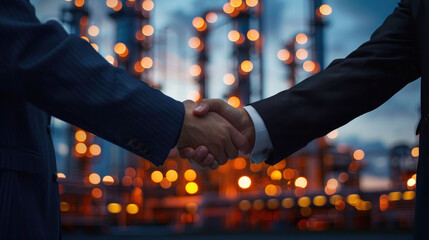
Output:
[{"xmin": 240, "ymin": 108, "xmax": 255, "ymax": 151}]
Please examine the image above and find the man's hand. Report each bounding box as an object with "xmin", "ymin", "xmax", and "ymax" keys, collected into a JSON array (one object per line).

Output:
[
  {"xmin": 178, "ymin": 99, "xmax": 255, "ymax": 165},
  {"xmin": 176, "ymin": 100, "xmax": 250, "ymax": 169}
]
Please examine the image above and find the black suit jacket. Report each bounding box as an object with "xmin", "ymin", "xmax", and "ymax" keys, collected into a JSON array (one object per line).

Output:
[
  {"xmin": 252, "ymin": 0, "xmax": 427, "ymax": 238},
  {"xmin": 0, "ymin": 0, "xmax": 184, "ymax": 239}
]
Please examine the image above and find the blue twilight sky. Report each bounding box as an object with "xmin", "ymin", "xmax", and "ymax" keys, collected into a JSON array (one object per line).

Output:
[{"xmin": 30, "ymin": 0, "xmax": 420, "ymax": 154}]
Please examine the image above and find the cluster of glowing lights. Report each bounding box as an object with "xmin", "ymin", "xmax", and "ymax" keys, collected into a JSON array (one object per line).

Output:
[
  {"xmin": 223, "ymin": 73, "xmax": 236, "ymax": 85},
  {"xmin": 228, "ymin": 96, "xmax": 241, "ymax": 108},
  {"xmin": 238, "ymin": 176, "xmax": 251, "ymax": 189}
]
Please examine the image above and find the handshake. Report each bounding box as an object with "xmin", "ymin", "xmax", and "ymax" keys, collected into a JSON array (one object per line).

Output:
[{"xmin": 176, "ymin": 99, "xmax": 256, "ymax": 170}]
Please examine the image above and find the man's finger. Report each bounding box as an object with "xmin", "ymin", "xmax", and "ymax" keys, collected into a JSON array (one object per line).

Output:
[
  {"xmin": 193, "ymin": 99, "xmax": 225, "ymax": 117},
  {"xmin": 177, "ymin": 147, "xmax": 195, "ymax": 158},
  {"xmin": 230, "ymin": 126, "xmax": 251, "ymax": 154}
]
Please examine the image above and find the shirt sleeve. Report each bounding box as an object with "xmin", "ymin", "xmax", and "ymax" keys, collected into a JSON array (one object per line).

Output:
[{"xmin": 243, "ymin": 105, "xmax": 274, "ymax": 163}]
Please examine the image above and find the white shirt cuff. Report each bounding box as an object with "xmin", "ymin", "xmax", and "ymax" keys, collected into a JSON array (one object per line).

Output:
[{"xmin": 243, "ymin": 106, "xmax": 273, "ymax": 164}]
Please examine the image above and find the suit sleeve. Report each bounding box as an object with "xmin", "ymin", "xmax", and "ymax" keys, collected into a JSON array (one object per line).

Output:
[
  {"xmin": 251, "ymin": 0, "xmax": 420, "ymax": 165},
  {"xmin": 0, "ymin": 0, "xmax": 184, "ymax": 166}
]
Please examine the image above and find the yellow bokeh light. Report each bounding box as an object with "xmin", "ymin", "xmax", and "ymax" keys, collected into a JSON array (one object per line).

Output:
[
  {"xmin": 270, "ymin": 170, "xmax": 282, "ymax": 181},
  {"xmin": 238, "ymin": 176, "xmax": 251, "ymax": 189},
  {"xmin": 303, "ymin": 60, "xmax": 316, "ymax": 72},
  {"xmin": 106, "ymin": 0, "xmax": 118, "ymax": 8},
  {"xmin": 240, "ymin": 60, "xmax": 253, "ymax": 72},
  {"xmin": 282, "ymin": 198, "xmax": 294, "ymax": 208},
  {"xmin": 186, "ymin": 182, "xmax": 199, "ymax": 194},
  {"xmin": 223, "ymin": 2, "xmax": 234, "ymax": 14},
  {"xmin": 403, "ymin": 191, "xmax": 415, "ymax": 200},
  {"xmin": 75, "ymin": 0, "xmax": 84, "ymax": 7},
  {"xmin": 75, "ymin": 142, "xmax": 87, "ymax": 154},
  {"xmin": 246, "ymin": 0, "xmax": 258, "ymax": 7},
  {"xmin": 91, "ymin": 43, "xmax": 99, "ymax": 52},
  {"xmin": 247, "ymin": 29, "xmax": 260, "ymax": 41},
  {"xmin": 126, "ymin": 203, "xmax": 139, "ymax": 214},
  {"xmin": 412, "ymin": 147, "xmax": 419, "ymax": 157},
  {"xmin": 114, "ymin": 42, "xmax": 127, "ymax": 55},
  {"xmin": 296, "ymin": 33, "xmax": 308, "ymax": 45},
  {"xmin": 319, "ymin": 4, "xmax": 332, "ymax": 16},
  {"xmin": 228, "ymin": 30, "xmax": 240, "ymax": 42},
  {"xmin": 265, "ymin": 184, "xmax": 278, "ymax": 196},
  {"xmin": 295, "ymin": 177, "xmax": 308, "ymax": 188},
  {"xmin": 296, "ymin": 49, "xmax": 308, "ymax": 60},
  {"xmin": 239, "ymin": 200, "xmax": 251, "ymax": 211},
  {"xmin": 151, "ymin": 171, "xmax": 163, "ymax": 183},
  {"xmin": 102, "ymin": 175, "xmax": 114, "ymax": 185},
  {"xmin": 89, "ymin": 173, "xmax": 101, "ymax": 185},
  {"xmin": 57, "ymin": 173, "xmax": 66, "ymax": 179},
  {"xmin": 192, "ymin": 17, "xmax": 205, "ymax": 29},
  {"xmin": 105, "ymin": 55, "xmax": 116, "ymax": 65},
  {"xmin": 346, "ymin": 194, "xmax": 360, "ymax": 206},
  {"xmin": 206, "ymin": 12, "xmax": 218, "ymax": 23},
  {"xmin": 277, "ymin": 49, "xmax": 290, "ymax": 61},
  {"xmin": 88, "ymin": 25, "xmax": 99, "ymax": 37},
  {"xmin": 81, "ymin": 36, "xmax": 89, "ymax": 42},
  {"xmin": 60, "ymin": 202, "xmax": 70, "ymax": 212},
  {"xmin": 189, "ymin": 65, "xmax": 202, "ymax": 77},
  {"xmin": 142, "ymin": 25, "xmax": 154, "ymax": 36},
  {"xmin": 326, "ymin": 178, "xmax": 339, "ymax": 190},
  {"xmin": 253, "ymin": 199, "xmax": 265, "ymax": 210},
  {"xmin": 184, "ymin": 169, "xmax": 197, "ymax": 181},
  {"xmin": 388, "ymin": 191, "xmax": 401, "ymax": 201},
  {"xmin": 89, "ymin": 144, "xmax": 101, "ymax": 156},
  {"xmin": 298, "ymin": 197, "xmax": 311, "ymax": 207},
  {"xmin": 140, "ymin": 57, "xmax": 153, "ymax": 69},
  {"xmin": 313, "ymin": 195, "xmax": 327, "ymax": 206},
  {"xmin": 223, "ymin": 73, "xmax": 236, "ymax": 85},
  {"xmin": 230, "ymin": 0, "xmax": 242, "ymax": 8},
  {"xmin": 142, "ymin": 0, "xmax": 154, "ymax": 11},
  {"xmin": 107, "ymin": 203, "xmax": 121, "ymax": 213},
  {"xmin": 166, "ymin": 170, "xmax": 178, "ymax": 182},
  {"xmin": 228, "ymin": 96, "xmax": 241, "ymax": 108},
  {"xmin": 353, "ymin": 149, "xmax": 365, "ymax": 160},
  {"xmin": 407, "ymin": 178, "xmax": 416, "ymax": 187},
  {"xmin": 75, "ymin": 130, "xmax": 87, "ymax": 142},
  {"xmin": 188, "ymin": 37, "xmax": 201, "ymax": 49}
]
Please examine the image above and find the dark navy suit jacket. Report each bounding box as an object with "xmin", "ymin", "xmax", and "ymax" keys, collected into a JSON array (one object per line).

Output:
[
  {"xmin": 252, "ymin": 0, "xmax": 427, "ymax": 238},
  {"xmin": 0, "ymin": 0, "xmax": 184, "ymax": 238}
]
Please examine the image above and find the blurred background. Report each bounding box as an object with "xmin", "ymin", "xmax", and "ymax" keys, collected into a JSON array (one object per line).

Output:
[{"xmin": 30, "ymin": 0, "xmax": 419, "ymax": 239}]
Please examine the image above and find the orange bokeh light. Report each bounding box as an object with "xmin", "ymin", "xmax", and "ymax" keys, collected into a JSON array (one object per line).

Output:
[{"xmin": 228, "ymin": 96, "xmax": 241, "ymax": 108}]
